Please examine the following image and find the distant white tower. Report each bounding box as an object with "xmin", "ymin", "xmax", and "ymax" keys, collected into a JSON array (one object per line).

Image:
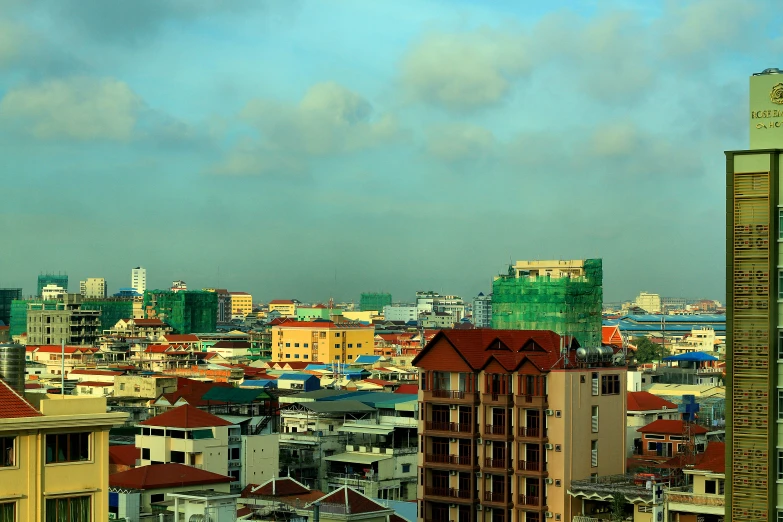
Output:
[{"xmin": 131, "ymin": 267, "xmax": 147, "ymax": 295}]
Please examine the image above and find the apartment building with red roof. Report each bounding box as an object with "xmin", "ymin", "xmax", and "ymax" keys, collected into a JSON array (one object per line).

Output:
[
  {"xmin": 413, "ymin": 328, "xmax": 627, "ymax": 522},
  {"xmin": 626, "ymin": 391, "xmax": 680, "ymax": 458}
]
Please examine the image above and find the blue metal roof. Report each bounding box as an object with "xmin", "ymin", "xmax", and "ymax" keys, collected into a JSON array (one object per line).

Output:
[
  {"xmin": 663, "ymin": 352, "xmax": 719, "ymax": 362},
  {"xmin": 278, "ymin": 373, "xmax": 318, "ymax": 381},
  {"xmin": 304, "ymin": 364, "xmax": 329, "ymax": 371},
  {"xmin": 241, "ymin": 379, "xmax": 277, "ymax": 388},
  {"xmin": 354, "ymin": 355, "xmax": 381, "ymax": 364}
]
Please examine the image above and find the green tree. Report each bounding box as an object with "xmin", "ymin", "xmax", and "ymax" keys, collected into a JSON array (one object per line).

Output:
[
  {"xmin": 611, "ymin": 492, "xmax": 626, "ymax": 521},
  {"xmin": 633, "ymin": 337, "xmax": 670, "ymax": 363}
]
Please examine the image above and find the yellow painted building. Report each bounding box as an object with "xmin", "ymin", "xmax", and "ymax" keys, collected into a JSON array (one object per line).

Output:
[
  {"xmin": 268, "ymin": 299, "xmax": 296, "ymax": 317},
  {"xmin": 229, "ymin": 292, "xmax": 253, "ymax": 318},
  {"xmin": 0, "ymin": 382, "xmax": 128, "ymax": 522},
  {"xmin": 271, "ymin": 321, "xmax": 375, "ymax": 363}
]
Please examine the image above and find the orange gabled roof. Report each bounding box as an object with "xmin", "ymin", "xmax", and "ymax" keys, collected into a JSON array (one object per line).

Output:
[
  {"xmin": 140, "ymin": 404, "xmax": 233, "ymax": 428},
  {"xmin": 637, "ymin": 419, "xmax": 708, "ymax": 435},
  {"xmin": 627, "ymin": 391, "xmax": 677, "ymax": 412},
  {"xmin": 110, "ymin": 463, "xmax": 232, "ymax": 490},
  {"xmin": 602, "ymin": 325, "xmax": 623, "ymax": 346},
  {"xmin": 164, "ymin": 334, "xmax": 199, "ymax": 342},
  {"xmin": 0, "ymin": 379, "xmax": 41, "ymax": 419},
  {"xmin": 694, "ymin": 442, "xmax": 725, "ymax": 473}
]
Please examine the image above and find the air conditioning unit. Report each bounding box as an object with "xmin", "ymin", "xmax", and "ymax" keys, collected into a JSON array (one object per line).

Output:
[
  {"xmin": 450, "ymin": 438, "xmax": 457, "ymax": 443},
  {"xmin": 450, "ymin": 503, "xmax": 457, "ymax": 508},
  {"xmin": 450, "ymin": 404, "xmax": 457, "ymax": 410},
  {"xmin": 545, "ymin": 409, "xmax": 554, "ymax": 416},
  {"xmin": 545, "ymin": 512, "xmax": 554, "ymax": 519},
  {"xmin": 545, "ymin": 443, "xmax": 554, "ymax": 450},
  {"xmin": 450, "ymin": 470, "xmax": 457, "ymax": 476},
  {"xmin": 476, "ymin": 472, "xmax": 482, "ymax": 478},
  {"xmin": 477, "ymin": 438, "xmax": 483, "ymax": 445},
  {"xmin": 545, "ymin": 478, "xmax": 554, "ymax": 485},
  {"xmin": 476, "ymin": 505, "xmax": 483, "ymax": 511},
  {"xmin": 485, "ymin": 439, "xmax": 491, "ymax": 445}
]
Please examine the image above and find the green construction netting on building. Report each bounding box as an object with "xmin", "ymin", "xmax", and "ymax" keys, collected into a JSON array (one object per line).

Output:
[
  {"xmin": 81, "ymin": 300, "xmax": 134, "ymax": 331},
  {"xmin": 143, "ymin": 290, "xmax": 217, "ymax": 334},
  {"xmin": 491, "ymin": 259, "xmax": 603, "ymax": 347},
  {"xmin": 9, "ymin": 300, "xmax": 58, "ymax": 336},
  {"xmin": 359, "ymin": 292, "xmax": 392, "ymax": 312}
]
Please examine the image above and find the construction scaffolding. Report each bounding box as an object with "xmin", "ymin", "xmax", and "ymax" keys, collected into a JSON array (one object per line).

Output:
[
  {"xmin": 143, "ymin": 290, "xmax": 217, "ymax": 334},
  {"xmin": 9, "ymin": 300, "xmax": 57, "ymax": 337},
  {"xmin": 81, "ymin": 299, "xmax": 134, "ymax": 332},
  {"xmin": 491, "ymin": 259, "xmax": 603, "ymax": 347},
  {"xmin": 359, "ymin": 292, "xmax": 392, "ymax": 312}
]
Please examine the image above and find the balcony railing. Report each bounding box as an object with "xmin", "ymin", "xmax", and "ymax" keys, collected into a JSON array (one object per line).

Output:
[
  {"xmin": 484, "ymin": 491, "xmax": 506, "ymax": 503},
  {"xmin": 426, "ymin": 421, "xmax": 474, "ymax": 433},
  {"xmin": 425, "ymin": 454, "xmax": 474, "ymax": 466},
  {"xmin": 432, "ymin": 389, "xmax": 465, "ymax": 399},
  {"xmin": 517, "ymin": 426, "xmax": 542, "ymax": 438},
  {"xmin": 424, "ymin": 486, "xmax": 472, "ymax": 499},
  {"xmin": 665, "ymin": 490, "xmax": 725, "ymax": 507},
  {"xmin": 518, "ymin": 494, "xmax": 540, "ymax": 506},
  {"xmin": 484, "ymin": 458, "xmax": 508, "ymax": 469},
  {"xmin": 485, "ymin": 424, "xmax": 507, "ymax": 435},
  {"xmin": 517, "ymin": 460, "xmax": 542, "ymax": 472}
]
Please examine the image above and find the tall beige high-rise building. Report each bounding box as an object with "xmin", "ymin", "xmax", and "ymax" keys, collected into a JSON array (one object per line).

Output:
[
  {"xmin": 726, "ymin": 68, "xmax": 783, "ymax": 522},
  {"xmin": 79, "ymin": 277, "xmax": 107, "ymax": 298},
  {"xmin": 131, "ymin": 266, "xmax": 146, "ymax": 295}
]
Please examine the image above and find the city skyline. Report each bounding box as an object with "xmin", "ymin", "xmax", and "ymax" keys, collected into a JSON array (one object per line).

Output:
[{"xmin": 2, "ymin": 0, "xmax": 778, "ymax": 303}]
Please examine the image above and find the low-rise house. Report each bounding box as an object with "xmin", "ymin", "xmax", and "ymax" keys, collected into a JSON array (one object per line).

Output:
[
  {"xmin": 136, "ymin": 404, "xmax": 279, "ymax": 492},
  {"xmin": 210, "ymin": 340, "xmax": 253, "ymax": 358},
  {"xmin": 634, "ymin": 419, "xmax": 708, "ymax": 462},
  {"xmin": 75, "ymin": 380, "xmax": 115, "ymax": 396},
  {"xmin": 25, "ymin": 345, "xmax": 99, "ymax": 375},
  {"xmin": 108, "ymin": 318, "xmax": 173, "ymax": 339},
  {"xmin": 0, "ymin": 379, "xmax": 128, "ymax": 521},
  {"xmin": 108, "ymin": 463, "xmax": 232, "ymax": 519},
  {"xmin": 109, "ymin": 445, "xmax": 140, "ymax": 474},
  {"xmin": 239, "ymin": 476, "xmax": 326, "ymax": 519},
  {"xmin": 627, "ymin": 391, "xmax": 679, "ymax": 458},
  {"xmin": 665, "ymin": 442, "xmax": 725, "ymax": 522},
  {"xmin": 278, "ymin": 373, "xmax": 320, "ymax": 391}
]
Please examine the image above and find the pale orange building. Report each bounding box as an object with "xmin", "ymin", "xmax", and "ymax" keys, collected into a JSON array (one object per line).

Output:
[
  {"xmin": 229, "ymin": 292, "xmax": 253, "ymax": 318},
  {"xmin": 413, "ymin": 329, "xmax": 626, "ymax": 522},
  {"xmin": 271, "ymin": 321, "xmax": 375, "ymax": 363}
]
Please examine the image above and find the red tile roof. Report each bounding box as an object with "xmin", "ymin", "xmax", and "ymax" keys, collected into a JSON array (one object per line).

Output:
[
  {"xmin": 278, "ymin": 321, "xmax": 335, "ymax": 328},
  {"xmin": 0, "ymin": 379, "xmax": 41, "ymax": 418},
  {"xmin": 269, "ymin": 299, "xmax": 294, "ymax": 304},
  {"xmin": 30, "ymin": 346, "xmax": 99, "ymax": 353},
  {"xmin": 164, "ymin": 334, "xmax": 199, "ymax": 342},
  {"xmin": 70, "ymin": 369, "xmax": 124, "ymax": 376},
  {"xmin": 230, "ymin": 291, "xmax": 251, "ymax": 295},
  {"xmin": 242, "ymin": 477, "xmax": 310, "ymax": 496},
  {"xmin": 361, "ymin": 378, "xmax": 395, "ymax": 387},
  {"xmin": 109, "ymin": 463, "xmax": 232, "ymax": 490},
  {"xmin": 312, "ymin": 486, "xmax": 388, "ymax": 514},
  {"xmin": 140, "ymin": 404, "xmax": 234, "ymax": 428},
  {"xmin": 394, "ymin": 384, "xmax": 419, "ymax": 394},
  {"xmin": 282, "ymin": 362, "xmax": 311, "ymax": 370},
  {"xmin": 637, "ymin": 419, "xmax": 708, "ymax": 435},
  {"xmin": 694, "ymin": 442, "xmax": 725, "ymax": 473},
  {"xmin": 413, "ymin": 329, "xmax": 567, "ymax": 372},
  {"xmin": 130, "ymin": 319, "xmax": 166, "ymax": 326},
  {"xmin": 212, "ymin": 341, "xmax": 251, "ymax": 349},
  {"xmin": 109, "ymin": 445, "xmax": 141, "ymax": 467},
  {"xmin": 155, "ymin": 378, "xmax": 232, "ymax": 407},
  {"xmin": 627, "ymin": 391, "xmax": 678, "ymax": 412},
  {"xmin": 602, "ymin": 325, "xmax": 623, "ymax": 346},
  {"xmin": 77, "ymin": 381, "xmax": 114, "ymax": 387}
]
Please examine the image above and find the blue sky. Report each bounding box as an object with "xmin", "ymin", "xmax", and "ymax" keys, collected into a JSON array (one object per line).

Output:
[{"xmin": 0, "ymin": 0, "xmax": 780, "ymax": 303}]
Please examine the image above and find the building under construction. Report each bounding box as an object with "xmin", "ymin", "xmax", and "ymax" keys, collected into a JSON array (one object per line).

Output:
[
  {"xmin": 491, "ymin": 259, "xmax": 603, "ymax": 347},
  {"xmin": 359, "ymin": 292, "xmax": 392, "ymax": 312},
  {"xmin": 143, "ymin": 290, "xmax": 217, "ymax": 334}
]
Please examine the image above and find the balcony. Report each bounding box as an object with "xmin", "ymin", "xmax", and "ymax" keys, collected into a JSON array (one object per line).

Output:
[
  {"xmin": 424, "ymin": 389, "xmax": 479, "ymax": 404},
  {"xmin": 327, "ymin": 472, "xmax": 378, "ymax": 488},
  {"xmin": 517, "ymin": 426, "xmax": 546, "ymax": 440},
  {"xmin": 517, "ymin": 460, "xmax": 545, "ymax": 474},
  {"xmin": 515, "ymin": 394, "xmax": 548, "ymax": 408},
  {"xmin": 482, "ymin": 392, "xmax": 513, "ymax": 405},
  {"xmin": 424, "ymin": 454, "xmax": 475, "ymax": 468},
  {"xmin": 423, "ymin": 486, "xmax": 473, "ymax": 501},
  {"xmin": 484, "ymin": 424, "xmax": 510, "ymax": 438},
  {"xmin": 484, "ymin": 491, "xmax": 508, "ymax": 504},
  {"xmin": 425, "ymin": 421, "xmax": 475, "ymax": 435},
  {"xmin": 228, "ymin": 460, "xmax": 241, "ymax": 469},
  {"xmin": 517, "ymin": 494, "xmax": 542, "ymax": 507},
  {"xmin": 665, "ymin": 489, "xmax": 724, "ymax": 515},
  {"xmin": 484, "ymin": 458, "xmax": 509, "ymax": 470}
]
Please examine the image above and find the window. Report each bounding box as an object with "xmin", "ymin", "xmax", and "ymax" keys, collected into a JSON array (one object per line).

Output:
[
  {"xmin": 647, "ymin": 441, "xmax": 658, "ymax": 451},
  {"xmin": 705, "ymin": 480, "xmax": 716, "ymax": 494},
  {"xmin": 348, "ymin": 344, "xmax": 353, "ymax": 348},
  {"xmin": 591, "ymin": 372, "xmax": 599, "ymax": 396},
  {"xmin": 285, "ymin": 343, "xmax": 290, "ymax": 347},
  {"xmin": 46, "ymin": 496, "xmax": 90, "ymax": 521},
  {"xmin": 304, "ymin": 343, "xmax": 309, "ymax": 348},
  {"xmin": 295, "ymin": 354, "xmax": 300, "ymax": 359},
  {"xmin": 402, "ymin": 464, "xmax": 411, "ymax": 473},
  {"xmin": 601, "ymin": 375, "xmax": 620, "ymax": 395},
  {"xmin": 334, "ymin": 356, "xmax": 340, "ymax": 360},
  {"xmin": 780, "ymin": 270, "xmax": 783, "ymax": 300},
  {"xmin": 348, "ymin": 355, "xmax": 353, "ymax": 360},
  {"xmin": 357, "ymin": 343, "xmax": 362, "ymax": 347},
  {"xmin": 778, "ymin": 450, "xmax": 783, "ymax": 480},
  {"xmin": 591, "ymin": 406, "xmax": 599, "ymax": 433},
  {"xmin": 334, "ymin": 344, "xmax": 340, "ymax": 348},
  {"xmin": 591, "ymin": 440, "xmax": 598, "ymax": 467},
  {"xmin": 142, "ymin": 448, "xmax": 150, "ymax": 460},
  {"xmin": 0, "ymin": 437, "xmax": 14, "ymax": 467},
  {"xmin": 778, "ymin": 331, "xmax": 783, "ymax": 361},
  {"xmin": 0, "ymin": 503, "xmax": 13, "ymax": 522},
  {"xmin": 335, "ymin": 332, "xmax": 341, "ymax": 337},
  {"xmin": 304, "ymin": 355, "xmax": 309, "ymax": 359},
  {"xmin": 45, "ymin": 433, "xmax": 90, "ymax": 464},
  {"xmin": 294, "ymin": 343, "xmax": 299, "ymax": 347},
  {"xmin": 150, "ymin": 493, "xmax": 165, "ymax": 503},
  {"xmin": 286, "ymin": 354, "xmax": 291, "ymax": 359}
]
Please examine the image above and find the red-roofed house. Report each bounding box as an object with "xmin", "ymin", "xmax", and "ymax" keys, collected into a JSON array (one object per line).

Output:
[
  {"xmin": 25, "ymin": 345, "xmax": 100, "ymax": 375},
  {"xmin": 108, "ymin": 463, "xmax": 232, "ymax": 516},
  {"xmin": 627, "ymin": 391, "xmax": 680, "ymax": 458},
  {"xmin": 136, "ymin": 404, "xmax": 278, "ymax": 491},
  {"xmin": 305, "ymin": 486, "xmax": 399, "ymax": 520},
  {"xmin": 239, "ymin": 476, "xmax": 326, "ymax": 513},
  {"xmin": 666, "ymin": 442, "xmax": 725, "ymax": 520},
  {"xmin": 413, "ymin": 328, "xmax": 627, "ymax": 522},
  {"xmin": 109, "ymin": 318, "xmax": 173, "ymax": 339},
  {"xmin": 109, "ymin": 445, "xmax": 141, "ymax": 474},
  {"xmin": 634, "ymin": 419, "xmax": 708, "ymax": 462},
  {"xmin": 602, "ymin": 325, "xmax": 623, "ymax": 347}
]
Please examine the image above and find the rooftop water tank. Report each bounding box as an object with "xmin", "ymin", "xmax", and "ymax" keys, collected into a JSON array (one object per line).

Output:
[{"xmin": 0, "ymin": 343, "xmax": 25, "ymax": 393}]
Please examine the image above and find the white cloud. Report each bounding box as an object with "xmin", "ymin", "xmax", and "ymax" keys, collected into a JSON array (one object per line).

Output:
[
  {"xmin": 0, "ymin": 77, "xmax": 141, "ymax": 141},
  {"xmin": 400, "ymin": 28, "xmax": 531, "ymax": 110},
  {"xmin": 426, "ymin": 123, "xmax": 495, "ymax": 162}
]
